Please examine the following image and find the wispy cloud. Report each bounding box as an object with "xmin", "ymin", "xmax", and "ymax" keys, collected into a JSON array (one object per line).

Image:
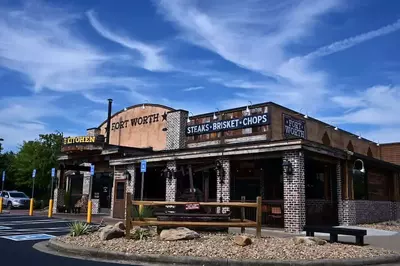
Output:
[
  {"xmin": 303, "ymin": 18, "xmax": 400, "ymax": 60},
  {"xmin": 155, "ymin": 0, "xmax": 341, "ymax": 112},
  {"xmin": 87, "ymin": 10, "xmax": 173, "ymax": 72},
  {"xmin": 182, "ymin": 86, "xmax": 204, "ymax": 92},
  {"xmin": 323, "ymin": 85, "xmax": 400, "ymax": 126},
  {"xmin": 0, "ymin": 1, "xmax": 149, "ymax": 98}
]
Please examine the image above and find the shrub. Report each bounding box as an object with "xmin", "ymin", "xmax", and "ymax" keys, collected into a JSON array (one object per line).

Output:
[
  {"xmin": 130, "ymin": 228, "xmax": 151, "ymax": 240},
  {"xmin": 132, "ymin": 206, "xmax": 153, "ymax": 220},
  {"xmin": 69, "ymin": 221, "xmax": 91, "ymax": 237}
]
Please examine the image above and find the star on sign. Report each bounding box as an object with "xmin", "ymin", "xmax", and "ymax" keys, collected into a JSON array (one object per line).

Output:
[{"xmin": 162, "ymin": 111, "xmax": 167, "ymax": 121}]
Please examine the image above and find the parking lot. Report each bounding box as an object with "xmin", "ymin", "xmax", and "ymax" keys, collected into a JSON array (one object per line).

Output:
[
  {"xmin": 0, "ymin": 214, "xmax": 71, "ymax": 241},
  {"xmin": 0, "ymin": 213, "xmax": 139, "ymax": 266}
]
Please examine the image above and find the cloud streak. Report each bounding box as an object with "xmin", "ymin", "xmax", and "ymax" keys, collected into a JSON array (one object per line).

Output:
[
  {"xmin": 182, "ymin": 86, "xmax": 204, "ymax": 92},
  {"xmin": 87, "ymin": 10, "xmax": 173, "ymax": 72},
  {"xmin": 303, "ymin": 18, "xmax": 400, "ymax": 59}
]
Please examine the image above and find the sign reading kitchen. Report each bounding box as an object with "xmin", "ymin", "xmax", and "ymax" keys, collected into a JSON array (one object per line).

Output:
[
  {"xmin": 186, "ymin": 113, "xmax": 270, "ymax": 136},
  {"xmin": 283, "ymin": 114, "xmax": 306, "ymax": 139}
]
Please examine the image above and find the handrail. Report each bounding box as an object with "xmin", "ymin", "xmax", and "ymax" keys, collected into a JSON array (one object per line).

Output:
[{"xmin": 132, "ymin": 200, "xmax": 258, "ymax": 208}]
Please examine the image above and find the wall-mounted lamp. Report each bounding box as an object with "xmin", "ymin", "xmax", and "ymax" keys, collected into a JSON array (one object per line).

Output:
[
  {"xmin": 334, "ymin": 127, "xmax": 338, "ymax": 131},
  {"xmin": 352, "ymin": 159, "xmax": 365, "ymax": 175},
  {"xmin": 124, "ymin": 107, "xmax": 127, "ymax": 111},
  {"xmin": 282, "ymin": 160, "xmax": 293, "ymax": 175},
  {"xmin": 161, "ymin": 167, "xmax": 175, "ymax": 180},
  {"xmin": 245, "ymin": 101, "xmax": 252, "ymax": 115},
  {"xmin": 377, "ymin": 142, "xmax": 380, "ymax": 146},
  {"xmin": 123, "ymin": 170, "xmax": 132, "ymax": 182},
  {"xmin": 142, "ymin": 100, "xmax": 149, "ymax": 109},
  {"xmin": 187, "ymin": 112, "xmax": 194, "ymax": 123},
  {"xmin": 213, "ymin": 108, "xmax": 219, "ymax": 120},
  {"xmin": 215, "ymin": 160, "xmax": 225, "ymax": 184}
]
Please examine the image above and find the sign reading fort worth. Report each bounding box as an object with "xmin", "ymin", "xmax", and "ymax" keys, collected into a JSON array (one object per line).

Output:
[
  {"xmin": 186, "ymin": 113, "xmax": 270, "ymax": 136},
  {"xmin": 111, "ymin": 112, "xmax": 167, "ymax": 131},
  {"xmin": 283, "ymin": 114, "xmax": 306, "ymax": 139}
]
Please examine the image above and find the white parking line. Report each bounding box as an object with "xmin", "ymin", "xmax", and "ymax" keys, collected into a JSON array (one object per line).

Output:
[
  {"xmin": 0, "ymin": 219, "xmax": 69, "ymax": 225},
  {"xmin": 0, "ymin": 229, "xmax": 70, "ymax": 236}
]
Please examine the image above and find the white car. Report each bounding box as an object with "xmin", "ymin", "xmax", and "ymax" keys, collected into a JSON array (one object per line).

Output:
[{"xmin": 1, "ymin": 191, "xmax": 30, "ymax": 209}]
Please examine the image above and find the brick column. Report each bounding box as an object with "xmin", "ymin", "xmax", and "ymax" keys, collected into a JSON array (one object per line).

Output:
[
  {"xmin": 82, "ymin": 171, "xmax": 91, "ymax": 195},
  {"xmin": 336, "ymin": 160, "xmax": 344, "ymax": 225},
  {"xmin": 166, "ymin": 161, "xmax": 177, "ymax": 202},
  {"xmin": 53, "ymin": 169, "xmax": 65, "ymax": 213},
  {"xmin": 216, "ymin": 158, "xmax": 230, "ymax": 214},
  {"xmin": 125, "ymin": 164, "xmax": 136, "ymax": 218},
  {"xmin": 283, "ymin": 151, "xmax": 306, "ymax": 233},
  {"xmin": 166, "ymin": 110, "xmax": 188, "ymax": 150},
  {"xmin": 341, "ymin": 200, "xmax": 356, "ymax": 225}
]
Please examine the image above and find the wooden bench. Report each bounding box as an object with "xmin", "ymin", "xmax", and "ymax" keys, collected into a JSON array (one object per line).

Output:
[{"xmin": 303, "ymin": 225, "xmax": 367, "ymax": 246}]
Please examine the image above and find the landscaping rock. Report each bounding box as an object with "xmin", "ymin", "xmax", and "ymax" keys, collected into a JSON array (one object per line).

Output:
[
  {"xmin": 114, "ymin": 222, "xmax": 126, "ymax": 231},
  {"xmin": 100, "ymin": 225, "xmax": 125, "ymax": 241},
  {"xmin": 159, "ymin": 227, "xmax": 200, "ymax": 241},
  {"xmin": 233, "ymin": 235, "xmax": 252, "ymax": 246},
  {"xmin": 294, "ymin": 236, "xmax": 327, "ymax": 245}
]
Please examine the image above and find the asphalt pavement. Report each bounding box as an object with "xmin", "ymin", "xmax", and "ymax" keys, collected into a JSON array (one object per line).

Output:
[{"xmin": 0, "ymin": 213, "xmax": 144, "ymax": 266}]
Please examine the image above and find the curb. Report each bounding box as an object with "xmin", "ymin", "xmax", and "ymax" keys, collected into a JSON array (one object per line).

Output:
[{"xmin": 47, "ymin": 238, "xmax": 400, "ymax": 266}]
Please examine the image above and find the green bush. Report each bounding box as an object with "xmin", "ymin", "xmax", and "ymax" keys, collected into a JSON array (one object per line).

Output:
[
  {"xmin": 69, "ymin": 221, "xmax": 91, "ymax": 237},
  {"xmin": 132, "ymin": 206, "xmax": 153, "ymax": 220},
  {"xmin": 130, "ymin": 228, "xmax": 151, "ymax": 240}
]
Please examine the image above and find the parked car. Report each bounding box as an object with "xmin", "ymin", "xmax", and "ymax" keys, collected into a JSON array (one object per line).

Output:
[{"xmin": 0, "ymin": 190, "xmax": 30, "ymax": 209}]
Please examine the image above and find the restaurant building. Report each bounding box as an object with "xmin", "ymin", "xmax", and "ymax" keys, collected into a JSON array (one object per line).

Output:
[{"xmin": 56, "ymin": 100, "xmax": 400, "ymax": 233}]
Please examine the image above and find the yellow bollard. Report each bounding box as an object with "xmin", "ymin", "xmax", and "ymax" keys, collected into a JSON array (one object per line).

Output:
[
  {"xmin": 87, "ymin": 200, "xmax": 92, "ymax": 224},
  {"xmin": 0, "ymin": 197, "xmax": 3, "ymax": 214},
  {"xmin": 48, "ymin": 199, "xmax": 53, "ymax": 218},
  {"xmin": 29, "ymin": 198, "xmax": 34, "ymax": 216}
]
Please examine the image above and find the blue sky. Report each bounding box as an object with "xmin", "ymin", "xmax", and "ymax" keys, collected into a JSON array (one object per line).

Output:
[{"xmin": 0, "ymin": 0, "xmax": 400, "ymax": 151}]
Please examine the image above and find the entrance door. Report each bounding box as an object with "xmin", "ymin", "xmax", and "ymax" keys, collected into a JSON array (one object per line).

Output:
[{"xmin": 113, "ymin": 180, "xmax": 126, "ymax": 219}]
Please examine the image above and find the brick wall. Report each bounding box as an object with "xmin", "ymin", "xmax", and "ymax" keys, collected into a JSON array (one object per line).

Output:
[
  {"xmin": 395, "ymin": 202, "xmax": 400, "ymax": 220},
  {"xmin": 92, "ymin": 199, "xmax": 100, "ymax": 214},
  {"xmin": 380, "ymin": 143, "xmax": 400, "ymax": 165},
  {"xmin": 341, "ymin": 200, "xmax": 395, "ymax": 224},
  {"xmin": 283, "ymin": 150, "xmax": 306, "ymax": 233},
  {"xmin": 216, "ymin": 158, "xmax": 230, "ymax": 214},
  {"xmin": 166, "ymin": 110, "xmax": 188, "ymax": 150}
]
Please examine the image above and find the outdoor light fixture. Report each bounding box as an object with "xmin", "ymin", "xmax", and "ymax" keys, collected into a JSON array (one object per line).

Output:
[
  {"xmin": 215, "ymin": 161, "xmax": 225, "ymax": 184},
  {"xmin": 304, "ymin": 114, "xmax": 308, "ymax": 119},
  {"xmin": 282, "ymin": 160, "xmax": 293, "ymax": 175},
  {"xmin": 213, "ymin": 108, "xmax": 219, "ymax": 120},
  {"xmin": 123, "ymin": 170, "xmax": 132, "ymax": 182},
  {"xmin": 352, "ymin": 159, "xmax": 365, "ymax": 175},
  {"xmin": 358, "ymin": 135, "xmax": 362, "ymax": 139},
  {"xmin": 161, "ymin": 167, "xmax": 175, "ymax": 180},
  {"xmin": 334, "ymin": 127, "xmax": 338, "ymax": 131},
  {"xmin": 245, "ymin": 101, "xmax": 252, "ymax": 115},
  {"xmin": 187, "ymin": 112, "xmax": 194, "ymax": 123}
]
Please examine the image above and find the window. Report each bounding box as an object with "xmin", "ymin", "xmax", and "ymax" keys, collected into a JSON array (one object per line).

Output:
[
  {"xmin": 116, "ymin": 182, "xmax": 125, "ymax": 200},
  {"xmin": 9, "ymin": 192, "xmax": 28, "ymax": 198}
]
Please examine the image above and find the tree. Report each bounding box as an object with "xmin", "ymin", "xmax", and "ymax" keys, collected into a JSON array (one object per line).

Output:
[
  {"xmin": 11, "ymin": 132, "xmax": 63, "ymax": 199},
  {"xmin": 0, "ymin": 151, "xmax": 16, "ymax": 190}
]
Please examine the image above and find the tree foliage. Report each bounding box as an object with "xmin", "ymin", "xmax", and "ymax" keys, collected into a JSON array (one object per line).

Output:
[{"xmin": 6, "ymin": 132, "xmax": 63, "ymax": 199}]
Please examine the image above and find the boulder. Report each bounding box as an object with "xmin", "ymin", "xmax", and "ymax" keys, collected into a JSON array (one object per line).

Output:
[
  {"xmin": 114, "ymin": 222, "xmax": 126, "ymax": 231},
  {"xmin": 233, "ymin": 235, "xmax": 252, "ymax": 246},
  {"xmin": 294, "ymin": 236, "xmax": 327, "ymax": 246},
  {"xmin": 159, "ymin": 227, "xmax": 200, "ymax": 241},
  {"xmin": 100, "ymin": 225, "xmax": 125, "ymax": 241}
]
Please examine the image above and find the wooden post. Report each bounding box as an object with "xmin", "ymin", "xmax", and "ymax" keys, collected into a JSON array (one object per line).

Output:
[
  {"xmin": 125, "ymin": 192, "xmax": 132, "ymax": 239},
  {"xmin": 256, "ymin": 196, "xmax": 262, "ymax": 238},
  {"xmin": 241, "ymin": 196, "xmax": 246, "ymax": 234}
]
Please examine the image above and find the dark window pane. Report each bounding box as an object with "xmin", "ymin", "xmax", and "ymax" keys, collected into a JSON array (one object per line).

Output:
[{"xmin": 116, "ymin": 182, "xmax": 125, "ymax": 200}]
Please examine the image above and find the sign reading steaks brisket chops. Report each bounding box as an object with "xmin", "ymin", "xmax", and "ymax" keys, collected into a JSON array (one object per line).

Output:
[
  {"xmin": 186, "ymin": 113, "xmax": 270, "ymax": 136},
  {"xmin": 283, "ymin": 114, "xmax": 306, "ymax": 139}
]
